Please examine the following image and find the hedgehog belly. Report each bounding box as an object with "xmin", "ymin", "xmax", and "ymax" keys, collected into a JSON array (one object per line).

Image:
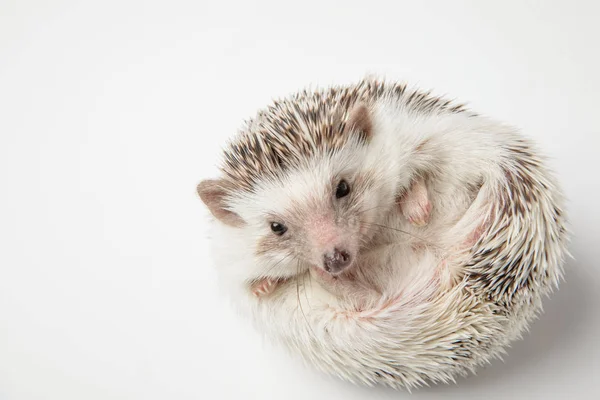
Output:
[{"xmin": 253, "ymin": 252, "xmax": 504, "ymax": 389}]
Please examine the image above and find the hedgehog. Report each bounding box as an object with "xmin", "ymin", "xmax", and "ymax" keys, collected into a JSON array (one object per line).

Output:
[{"xmin": 196, "ymin": 77, "xmax": 569, "ymax": 390}]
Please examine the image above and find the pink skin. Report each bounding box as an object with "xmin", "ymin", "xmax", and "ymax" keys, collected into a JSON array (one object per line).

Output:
[
  {"xmin": 398, "ymin": 178, "xmax": 432, "ymax": 227},
  {"xmin": 251, "ymin": 278, "xmax": 280, "ymax": 297},
  {"xmin": 251, "ymin": 178, "xmax": 433, "ymax": 298},
  {"xmin": 304, "ymin": 212, "xmax": 357, "ymax": 272}
]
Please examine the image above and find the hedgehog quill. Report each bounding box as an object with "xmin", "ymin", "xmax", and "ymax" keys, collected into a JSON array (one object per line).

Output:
[{"xmin": 196, "ymin": 77, "xmax": 569, "ymax": 389}]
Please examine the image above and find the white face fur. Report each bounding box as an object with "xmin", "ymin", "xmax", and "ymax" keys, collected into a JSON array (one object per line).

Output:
[
  {"xmin": 199, "ymin": 132, "xmax": 404, "ymax": 290},
  {"xmin": 198, "ymin": 102, "xmax": 418, "ymax": 292}
]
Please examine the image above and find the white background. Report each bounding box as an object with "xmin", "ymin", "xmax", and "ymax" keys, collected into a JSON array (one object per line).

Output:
[{"xmin": 1, "ymin": 1, "xmax": 599, "ymax": 399}]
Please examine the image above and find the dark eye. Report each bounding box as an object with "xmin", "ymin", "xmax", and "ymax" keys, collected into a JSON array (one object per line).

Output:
[
  {"xmin": 270, "ymin": 222, "xmax": 288, "ymax": 236},
  {"xmin": 335, "ymin": 180, "xmax": 350, "ymax": 199}
]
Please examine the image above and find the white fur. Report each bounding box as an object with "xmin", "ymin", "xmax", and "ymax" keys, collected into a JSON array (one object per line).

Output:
[{"xmin": 201, "ymin": 85, "xmax": 568, "ymax": 390}]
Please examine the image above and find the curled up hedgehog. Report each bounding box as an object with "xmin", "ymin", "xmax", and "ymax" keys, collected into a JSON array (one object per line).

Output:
[{"xmin": 196, "ymin": 77, "xmax": 569, "ymax": 390}]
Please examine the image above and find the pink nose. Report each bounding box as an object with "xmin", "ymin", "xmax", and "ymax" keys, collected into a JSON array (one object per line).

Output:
[{"xmin": 323, "ymin": 248, "xmax": 352, "ymax": 274}]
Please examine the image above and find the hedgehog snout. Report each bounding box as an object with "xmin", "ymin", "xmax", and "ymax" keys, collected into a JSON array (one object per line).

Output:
[{"xmin": 322, "ymin": 248, "xmax": 352, "ymax": 274}]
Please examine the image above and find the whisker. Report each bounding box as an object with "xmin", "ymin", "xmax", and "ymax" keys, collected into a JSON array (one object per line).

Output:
[
  {"xmin": 302, "ymin": 267, "xmax": 312, "ymax": 313},
  {"xmin": 356, "ymin": 199, "xmax": 428, "ymax": 216},
  {"xmin": 356, "ymin": 205, "xmax": 390, "ymax": 214},
  {"xmin": 296, "ymin": 261, "xmax": 316, "ymax": 337},
  {"xmin": 394, "ymin": 199, "xmax": 428, "ymax": 206},
  {"xmin": 359, "ymin": 220, "xmax": 443, "ymax": 250}
]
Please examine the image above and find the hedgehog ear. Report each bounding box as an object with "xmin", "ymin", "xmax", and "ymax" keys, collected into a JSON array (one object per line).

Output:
[
  {"xmin": 345, "ymin": 103, "xmax": 373, "ymax": 141},
  {"xmin": 197, "ymin": 179, "xmax": 245, "ymax": 228}
]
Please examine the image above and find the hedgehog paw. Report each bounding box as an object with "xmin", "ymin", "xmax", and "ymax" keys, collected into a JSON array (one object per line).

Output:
[
  {"xmin": 251, "ymin": 278, "xmax": 279, "ymax": 297},
  {"xmin": 399, "ymin": 178, "xmax": 431, "ymax": 227}
]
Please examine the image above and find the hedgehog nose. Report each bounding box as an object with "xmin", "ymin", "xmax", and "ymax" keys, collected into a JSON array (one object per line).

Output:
[{"xmin": 323, "ymin": 248, "xmax": 352, "ymax": 274}]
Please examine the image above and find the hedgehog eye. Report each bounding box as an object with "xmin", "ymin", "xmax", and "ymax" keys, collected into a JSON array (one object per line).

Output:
[
  {"xmin": 270, "ymin": 222, "xmax": 288, "ymax": 236},
  {"xmin": 335, "ymin": 180, "xmax": 350, "ymax": 199}
]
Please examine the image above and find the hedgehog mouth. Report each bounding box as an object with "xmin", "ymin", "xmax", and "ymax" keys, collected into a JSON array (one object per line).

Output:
[{"xmin": 310, "ymin": 264, "xmax": 337, "ymax": 279}]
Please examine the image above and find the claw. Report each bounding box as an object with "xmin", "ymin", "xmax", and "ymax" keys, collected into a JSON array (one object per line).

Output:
[{"xmin": 251, "ymin": 278, "xmax": 279, "ymax": 297}]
